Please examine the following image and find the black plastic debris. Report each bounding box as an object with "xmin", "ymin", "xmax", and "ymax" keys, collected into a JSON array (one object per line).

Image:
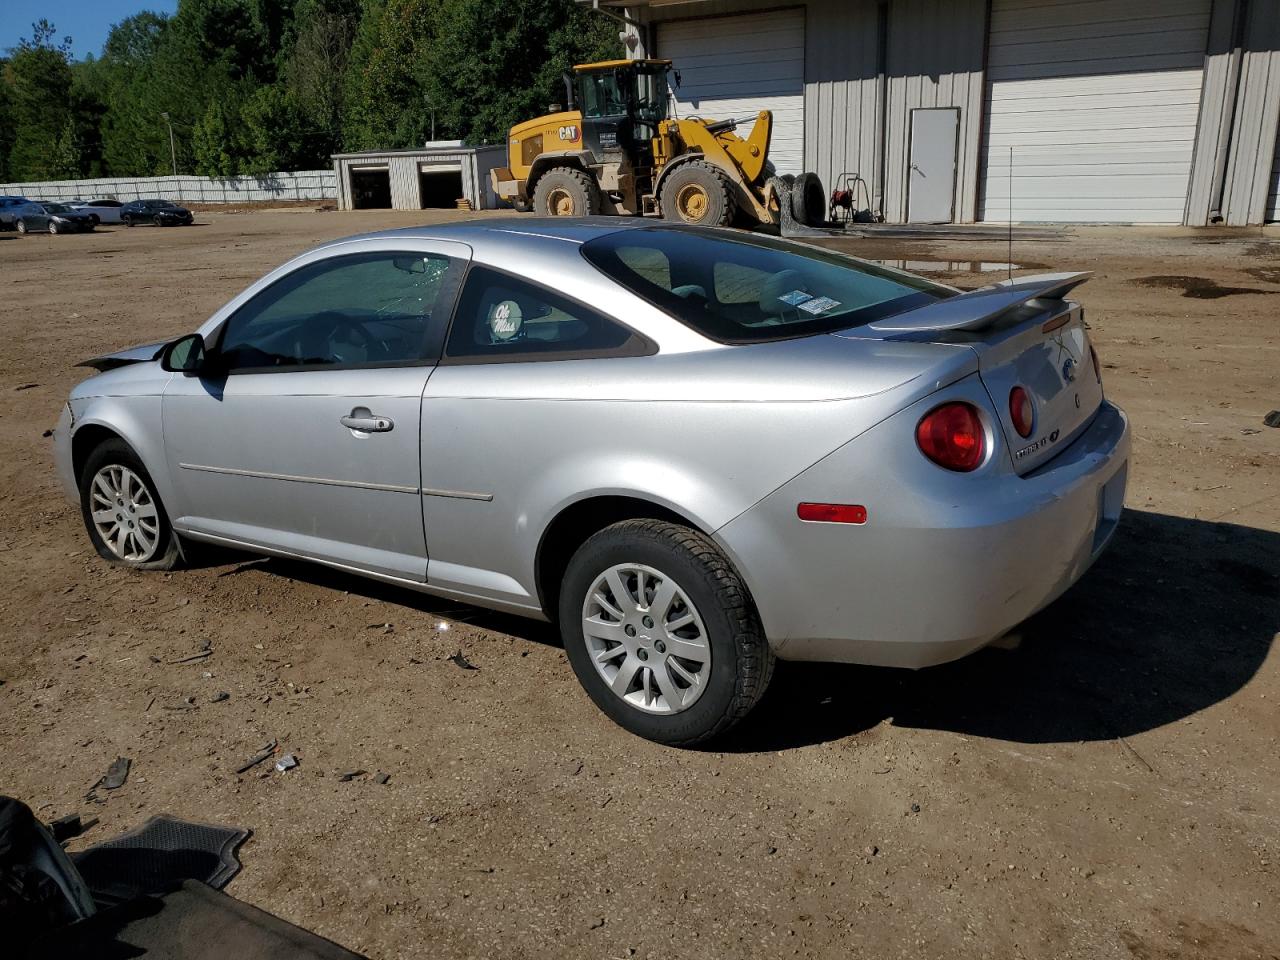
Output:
[
  {"xmin": 1264, "ymin": 410, "xmax": 1280, "ymax": 428},
  {"xmin": 448, "ymin": 650, "xmax": 478, "ymax": 670},
  {"xmin": 234, "ymin": 740, "xmax": 277, "ymax": 775}
]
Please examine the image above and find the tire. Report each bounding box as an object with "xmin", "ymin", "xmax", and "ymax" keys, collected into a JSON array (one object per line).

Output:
[
  {"xmin": 49, "ymin": 220, "xmax": 59, "ymax": 235},
  {"xmin": 789, "ymin": 171, "xmax": 826, "ymax": 226},
  {"xmin": 531, "ymin": 167, "xmax": 601, "ymax": 217},
  {"xmin": 123, "ymin": 215, "xmax": 133, "ymax": 227},
  {"xmin": 559, "ymin": 519, "xmax": 774, "ymax": 746},
  {"xmin": 659, "ymin": 160, "xmax": 735, "ymax": 227},
  {"xmin": 16, "ymin": 219, "xmax": 27, "ymax": 234},
  {"xmin": 79, "ymin": 438, "xmax": 182, "ymax": 571}
]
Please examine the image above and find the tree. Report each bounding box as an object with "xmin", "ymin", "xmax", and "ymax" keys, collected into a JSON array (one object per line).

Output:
[
  {"xmin": 4, "ymin": 21, "xmax": 81, "ymax": 180},
  {"xmin": 192, "ymin": 97, "xmax": 243, "ymax": 176}
]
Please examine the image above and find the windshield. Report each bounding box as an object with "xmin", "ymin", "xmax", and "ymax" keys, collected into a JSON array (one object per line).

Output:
[
  {"xmin": 581, "ymin": 227, "xmax": 951, "ymax": 343},
  {"xmin": 44, "ymin": 203, "xmax": 69, "ymax": 213}
]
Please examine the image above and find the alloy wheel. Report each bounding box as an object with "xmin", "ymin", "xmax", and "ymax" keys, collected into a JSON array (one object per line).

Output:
[
  {"xmin": 88, "ymin": 464, "xmax": 161, "ymax": 562},
  {"xmin": 581, "ymin": 562, "xmax": 712, "ymax": 715}
]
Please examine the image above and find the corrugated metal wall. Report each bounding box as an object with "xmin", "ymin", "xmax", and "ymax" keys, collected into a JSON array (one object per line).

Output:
[
  {"xmin": 883, "ymin": 0, "xmax": 987, "ymax": 223},
  {"xmin": 1218, "ymin": 0, "xmax": 1280, "ymax": 224},
  {"xmin": 803, "ymin": 0, "xmax": 881, "ymax": 207}
]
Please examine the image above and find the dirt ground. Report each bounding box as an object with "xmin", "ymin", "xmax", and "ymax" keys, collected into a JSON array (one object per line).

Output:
[{"xmin": 0, "ymin": 209, "xmax": 1277, "ymax": 960}]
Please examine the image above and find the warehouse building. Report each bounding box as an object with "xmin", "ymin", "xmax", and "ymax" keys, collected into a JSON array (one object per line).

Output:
[
  {"xmin": 332, "ymin": 143, "xmax": 506, "ymax": 211},
  {"xmin": 589, "ymin": 0, "xmax": 1280, "ymax": 225}
]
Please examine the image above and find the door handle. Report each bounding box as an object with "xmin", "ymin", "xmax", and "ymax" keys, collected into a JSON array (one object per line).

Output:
[{"xmin": 340, "ymin": 411, "xmax": 394, "ymax": 433}]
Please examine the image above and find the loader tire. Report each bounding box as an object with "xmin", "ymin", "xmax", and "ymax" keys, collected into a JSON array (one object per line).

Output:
[
  {"xmin": 659, "ymin": 161, "xmax": 736, "ymax": 227},
  {"xmin": 790, "ymin": 171, "xmax": 826, "ymax": 226},
  {"xmin": 531, "ymin": 167, "xmax": 601, "ymax": 217}
]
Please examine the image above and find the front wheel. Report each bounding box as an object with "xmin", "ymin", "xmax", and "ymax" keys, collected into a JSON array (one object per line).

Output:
[
  {"xmin": 48, "ymin": 220, "xmax": 59, "ymax": 234},
  {"xmin": 123, "ymin": 215, "xmax": 133, "ymax": 227},
  {"xmin": 659, "ymin": 161, "xmax": 736, "ymax": 227},
  {"xmin": 559, "ymin": 519, "xmax": 774, "ymax": 746},
  {"xmin": 79, "ymin": 439, "xmax": 182, "ymax": 570},
  {"xmin": 16, "ymin": 219, "xmax": 27, "ymax": 234}
]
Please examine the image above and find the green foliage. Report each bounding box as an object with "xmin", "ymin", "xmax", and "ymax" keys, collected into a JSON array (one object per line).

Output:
[{"xmin": 0, "ymin": 0, "xmax": 622, "ymax": 180}]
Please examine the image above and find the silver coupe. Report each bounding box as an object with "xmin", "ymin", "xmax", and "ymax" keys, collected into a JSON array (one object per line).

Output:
[{"xmin": 52, "ymin": 220, "xmax": 1130, "ymax": 744}]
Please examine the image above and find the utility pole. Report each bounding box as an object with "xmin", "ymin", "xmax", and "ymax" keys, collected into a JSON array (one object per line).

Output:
[{"xmin": 424, "ymin": 95, "xmax": 436, "ymax": 143}]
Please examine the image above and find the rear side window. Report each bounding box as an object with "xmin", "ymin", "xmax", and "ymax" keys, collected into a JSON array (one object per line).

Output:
[
  {"xmin": 444, "ymin": 265, "xmax": 651, "ymax": 362},
  {"xmin": 582, "ymin": 227, "xmax": 949, "ymax": 343}
]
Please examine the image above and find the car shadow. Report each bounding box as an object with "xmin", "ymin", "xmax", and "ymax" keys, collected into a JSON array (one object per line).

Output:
[
  {"xmin": 197, "ymin": 509, "xmax": 1277, "ymax": 751},
  {"xmin": 716, "ymin": 509, "xmax": 1278, "ymax": 752}
]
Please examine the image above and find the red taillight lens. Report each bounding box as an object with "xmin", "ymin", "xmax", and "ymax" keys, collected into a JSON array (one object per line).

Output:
[
  {"xmin": 1090, "ymin": 344, "xmax": 1102, "ymax": 383},
  {"xmin": 916, "ymin": 402, "xmax": 985, "ymax": 472},
  {"xmin": 1009, "ymin": 386, "xmax": 1034, "ymax": 438}
]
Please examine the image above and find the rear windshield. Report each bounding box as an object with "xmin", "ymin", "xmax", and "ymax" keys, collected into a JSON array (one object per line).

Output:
[{"xmin": 581, "ymin": 227, "xmax": 949, "ymax": 343}]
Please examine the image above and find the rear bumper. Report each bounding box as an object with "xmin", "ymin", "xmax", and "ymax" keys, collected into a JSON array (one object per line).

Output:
[{"xmin": 716, "ymin": 392, "xmax": 1130, "ymax": 669}]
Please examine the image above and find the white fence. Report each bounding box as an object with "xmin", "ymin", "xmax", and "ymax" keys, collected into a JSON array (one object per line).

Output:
[{"xmin": 0, "ymin": 170, "xmax": 336, "ymax": 204}]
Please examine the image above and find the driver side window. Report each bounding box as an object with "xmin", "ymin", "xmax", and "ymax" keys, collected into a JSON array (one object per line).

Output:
[{"xmin": 217, "ymin": 252, "xmax": 459, "ymax": 371}]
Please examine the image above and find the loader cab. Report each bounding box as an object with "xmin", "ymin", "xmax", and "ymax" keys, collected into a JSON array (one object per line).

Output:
[{"xmin": 572, "ymin": 59, "xmax": 673, "ymax": 165}]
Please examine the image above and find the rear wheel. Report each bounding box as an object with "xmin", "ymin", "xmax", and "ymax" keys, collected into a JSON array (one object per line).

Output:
[
  {"xmin": 79, "ymin": 439, "xmax": 182, "ymax": 571},
  {"xmin": 559, "ymin": 519, "xmax": 773, "ymax": 746},
  {"xmin": 531, "ymin": 167, "xmax": 601, "ymax": 217},
  {"xmin": 659, "ymin": 161, "xmax": 735, "ymax": 227},
  {"xmin": 16, "ymin": 219, "xmax": 27, "ymax": 234}
]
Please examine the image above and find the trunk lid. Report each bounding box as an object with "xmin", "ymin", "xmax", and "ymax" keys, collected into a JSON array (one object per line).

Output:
[
  {"xmin": 841, "ymin": 272, "xmax": 1103, "ymax": 474},
  {"xmin": 969, "ymin": 300, "xmax": 1102, "ymax": 474}
]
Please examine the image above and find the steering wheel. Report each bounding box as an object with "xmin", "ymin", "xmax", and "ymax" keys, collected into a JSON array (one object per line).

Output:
[{"xmin": 302, "ymin": 311, "xmax": 380, "ymax": 364}]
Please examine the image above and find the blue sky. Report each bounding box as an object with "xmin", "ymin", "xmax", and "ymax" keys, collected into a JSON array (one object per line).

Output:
[{"xmin": 3, "ymin": 1, "xmax": 178, "ymax": 60}]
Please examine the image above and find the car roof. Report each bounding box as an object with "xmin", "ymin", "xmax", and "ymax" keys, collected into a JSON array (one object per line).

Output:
[{"xmin": 312, "ymin": 216, "xmax": 674, "ymax": 259}]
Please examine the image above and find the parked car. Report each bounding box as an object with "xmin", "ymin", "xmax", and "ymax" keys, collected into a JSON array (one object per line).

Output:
[
  {"xmin": 120, "ymin": 199, "xmax": 193, "ymax": 227},
  {"xmin": 67, "ymin": 198, "xmax": 126, "ymax": 225},
  {"xmin": 0, "ymin": 195, "xmax": 41, "ymax": 228},
  {"xmin": 52, "ymin": 220, "xmax": 1129, "ymax": 745},
  {"xmin": 15, "ymin": 201, "xmax": 97, "ymax": 234}
]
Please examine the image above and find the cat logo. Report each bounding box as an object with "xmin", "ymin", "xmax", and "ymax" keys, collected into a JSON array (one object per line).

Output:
[{"xmin": 558, "ymin": 125, "xmax": 579, "ymax": 142}]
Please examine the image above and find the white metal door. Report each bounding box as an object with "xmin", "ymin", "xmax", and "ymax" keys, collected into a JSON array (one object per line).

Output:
[
  {"xmin": 979, "ymin": 0, "xmax": 1212, "ymax": 224},
  {"xmin": 657, "ymin": 10, "xmax": 805, "ymax": 176},
  {"xmin": 908, "ymin": 108, "xmax": 960, "ymax": 223}
]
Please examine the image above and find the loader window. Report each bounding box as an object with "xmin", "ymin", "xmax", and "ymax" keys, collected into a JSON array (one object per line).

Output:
[
  {"xmin": 581, "ymin": 72, "xmax": 627, "ymax": 119},
  {"xmin": 584, "ymin": 226, "xmax": 950, "ymax": 344}
]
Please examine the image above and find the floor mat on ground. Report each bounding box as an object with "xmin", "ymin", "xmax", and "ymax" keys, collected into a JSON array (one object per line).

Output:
[{"xmin": 71, "ymin": 815, "xmax": 250, "ymax": 904}]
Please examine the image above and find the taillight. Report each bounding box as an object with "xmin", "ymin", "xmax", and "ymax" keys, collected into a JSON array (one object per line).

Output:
[
  {"xmin": 1090, "ymin": 344, "xmax": 1102, "ymax": 383},
  {"xmin": 916, "ymin": 402, "xmax": 985, "ymax": 472},
  {"xmin": 1009, "ymin": 386, "xmax": 1034, "ymax": 438}
]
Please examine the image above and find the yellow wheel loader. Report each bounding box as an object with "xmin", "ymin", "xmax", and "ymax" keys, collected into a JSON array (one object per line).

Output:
[{"xmin": 490, "ymin": 59, "xmax": 792, "ymax": 228}]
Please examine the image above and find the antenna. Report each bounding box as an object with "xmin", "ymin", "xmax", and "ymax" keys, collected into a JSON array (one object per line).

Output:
[{"xmin": 1008, "ymin": 146, "xmax": 1013, "ymax": 281}]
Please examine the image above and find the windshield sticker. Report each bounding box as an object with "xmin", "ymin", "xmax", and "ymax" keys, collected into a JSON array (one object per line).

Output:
[
  {"xmin": 797, "ymin": 296, "xmax": 841, "ymax": 315},
  {"xmin": 777, "ymin": 290, "xmax": 813, "ymax": 306}
]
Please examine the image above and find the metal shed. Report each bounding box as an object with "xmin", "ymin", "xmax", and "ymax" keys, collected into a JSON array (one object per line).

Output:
[{"xmin": 332, "ymin": 143, "xmax": 506, "ymax": 212}]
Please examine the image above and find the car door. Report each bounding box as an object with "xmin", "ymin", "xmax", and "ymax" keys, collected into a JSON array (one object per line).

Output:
[{"xmin": 162, "ymin": 244, "xmax": 468, "ymax": 582}]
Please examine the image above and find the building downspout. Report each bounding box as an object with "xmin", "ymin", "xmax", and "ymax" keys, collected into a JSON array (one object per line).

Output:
[
  {"xmin": 1209, "ymin": 0, "xmax": 1249, "ymax": 223},
  {"xmin": 873, "ymin": 0, "xmax": 889, "ymax": 221}
]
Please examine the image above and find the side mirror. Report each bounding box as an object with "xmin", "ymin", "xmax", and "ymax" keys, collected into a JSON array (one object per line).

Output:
[{"xmin": 161, "ymin": 333, "xmax": 207, "ymax": 373}]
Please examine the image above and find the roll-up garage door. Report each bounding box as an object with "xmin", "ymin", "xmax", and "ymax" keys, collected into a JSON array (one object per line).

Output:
[
  {"xmin": 657, "ymin": 9, "xmax": 805, "ymax": 176},
  {"xmin": 980, "ymin": 0, "xmax": 1211, "ymax": 224}
]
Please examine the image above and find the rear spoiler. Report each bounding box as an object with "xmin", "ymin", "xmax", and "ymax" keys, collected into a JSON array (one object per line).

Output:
[{"xmin": 867, "ymin": 272, "xmax": 1092, "ymax": 334}]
